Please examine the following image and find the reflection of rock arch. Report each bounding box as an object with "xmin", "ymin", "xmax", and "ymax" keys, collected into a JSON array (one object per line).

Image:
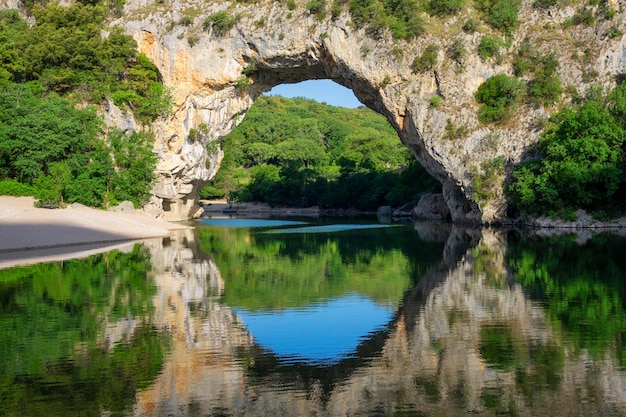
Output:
[{"xmin": 133, "ymin": 227, "xmax": 626, "ymax": 416}]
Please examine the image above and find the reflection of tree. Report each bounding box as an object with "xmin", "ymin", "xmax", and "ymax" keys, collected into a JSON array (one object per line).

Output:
[
  {"xmin": 0, "ymin": 246, "xmax": 169, "ymax": 417},
  {"xmin": 507, "ymin": 233, "xmax": 626, "ymax": 357},
  {"xmin": 195, "ymin": 223, "xmax": 444, "ymax": 310}
]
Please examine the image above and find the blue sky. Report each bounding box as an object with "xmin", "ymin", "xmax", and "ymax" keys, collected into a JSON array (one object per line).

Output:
[{"xmin": 265, "ymin": 79, "xmax": 362, "ymax": 108}]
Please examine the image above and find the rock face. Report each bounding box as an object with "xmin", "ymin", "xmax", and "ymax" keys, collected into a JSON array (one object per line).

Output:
[{"xmin": 114, "ymin": 0, "xmax": 626, "ymax": 222}]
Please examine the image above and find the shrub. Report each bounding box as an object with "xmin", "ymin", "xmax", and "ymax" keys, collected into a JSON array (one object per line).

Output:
[
  {"xmin": 235, "ymin": 75, "xmax": 251, "ymax": 89},
  {"xmin": 443, "ymin": 119, "xmax": 469, "ymax": 140},
  {"xmin": 447, "ymin": 37, "xmax": 466, "ymax": 67},
  {"xmin": 429, "ymin": 95, "xmax": 442, "ymax": 107},
  {"xmin": 477, "ymin": 0, "xmax": 520, "ymax": 34},
  {"xmin": 472, "ymin": 156, "xmax": 505, "ymax": 206},
  {"xmin": 564, "ymin": 8, "xmax": 594, "ymax": 27},
  {"xmin": 350, "ymin": 0, "xmax": 424, "ymax": 40},
  {"xmin": 178, "ymin": 16, "xmax": 193, "ymax": 26},
  {"xmin": 187, "ymin": 35, "xmax": 199, "ymax": 47},
  {"xmin": 307, "ymin": 0, "xmax": 326, "ymax": 15},
  {"xmin": 429, "ymin": 0, "xmax": 465, "ymax": 17},
  {"xmin": 0, "ymin": 179, "xmax": 35, "ymax": 197},
  {"xmin": 475, "ymin": 74, "xmax": 523, "ymax": 123},
  {"xmin": 204, "ymin": 10, "xmax": 238, "ymax": 36},
  {"xmin": 527, "ymin": 74, "xmax": 562, "ymax": 106},
  {"xmin": 605, "ymin": 26, "xmax": 622, "ymax": 39},
  {"xmin": 477, "ymin": 34, "xmax": 503, "ymax": 59},
  {"xmin": 412, "ymin": 44, "xmax": 439, "ymax": 73},
  {"xmin": 508, "ymin": 99, "xmax": 625, "ymax": 214},
  {"xmin": 462, "ymin": 18, "xmax": 479, "ymax": 32}
]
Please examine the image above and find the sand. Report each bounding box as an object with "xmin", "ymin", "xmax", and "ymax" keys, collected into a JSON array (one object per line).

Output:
[{"xmin": 0, "ymin": 196, "xmax": 190, "ymax": 269}]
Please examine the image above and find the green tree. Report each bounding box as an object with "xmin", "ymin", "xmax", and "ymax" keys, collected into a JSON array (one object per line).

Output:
[
  {"xmin": 508, "ymin": 97, "xmax": 625, "ymax": 214},
  {"xmin": 475, "ymin": 73, "xmax": 523, "ymax": 123},
  {"xmin": 429, "ymin": 0, "xmax": 464, "ymax": 16}
]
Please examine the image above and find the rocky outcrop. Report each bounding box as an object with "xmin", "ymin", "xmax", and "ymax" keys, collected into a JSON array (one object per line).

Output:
[
  {"xmin": 113, "ymin": 0, "xmax": 626, "ymax": 222},
  {"xmin": 413, "ymin": 193, "xmax": 451, "ymax": 221}
]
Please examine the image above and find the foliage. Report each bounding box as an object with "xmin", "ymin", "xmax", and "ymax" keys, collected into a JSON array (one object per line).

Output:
[
  {"xmin": 462, "ymin": 18, "xmax": 480, "ymax": 32},
  {"xmin": 533, "ymin": 0, "xmax": 558, "ymax": 9},
  {"xmin": 307, "ymin": 0, "xmax": 326, "ymax": 15},
  {"xmin": 447, "ymin": 37, "xmax": 467, "ymax": 67},
  {"xmin": 0, "ymin": 3, "xmax": 168, "ymax": 207},
  {"xmin": 474, "ymin": 74, "xmax": 523, "ymax": 123},
  {"xmin": 429, "ymin": 0, "xmax": 465, "ymax": 17},
  {"xmin": 471, "ymin": 156, "xmax": 505, "ymax": 206},
  {"xmin": 0, "ymin": 4, "xmax": 169, "ymax": 123},
  {"xmin": 477, "ymin": 34, "xmax": 503, "ymax": 59},
  {"xmin": 527, "ymin": 74, "xmax": 562, "ymax": 106},
  {"xmin": 507, "ymin": 86, "xmax": 626, "ymax": 215},
  {"xmin": 605, "ymin": 26, "xmax": 622, "ymax": 39},
  {"xmin": 349, "ymin": 0, "xmax": 424, "ymax": 40},
  {"xmin": 512, "ymin": 42, "xmax": 556, "ymax": 77},
  {"xmin": 511, "ymin": 42, "xmax": 562, "ymax": 106},
  {"xmin": 476, "ymin": 0, "xmax": 520, "ymax": 34},
  {"xmin": 443, "ymin": 118, "xmax": 469, "ymax": 140},
  {"xmin": 429, "ymin": 95, "xmax": 443, "ymax": 107},
  {"xmin": 564, "ymin": 7, "xmax": 594, "ymax": 27},
  {"xmin": 204, "ymin": 10, "xmax": 239, "ymax": 36},
  {"xmin": 201, "ymin": 95, "xmax": 440, "ymax": 209},
  {"xmin": 235, "ymin": 75, "xmax": 251, "ymax": 89},
  {"xmin": 0, "ymin": 83, "xmax": 157, "ymax": 208},
  {"xmin": 411, "ymin": 44, "xmax": 439, "ymax": 73},
  {"xmin": 0, "ymin": 179, "xmax": 35, "ymax": 196}
]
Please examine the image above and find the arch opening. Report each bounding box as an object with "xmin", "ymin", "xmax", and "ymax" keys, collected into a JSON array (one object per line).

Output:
[{"xmin": 198, "ymin": 79, "xmax": 446, "ymax": 217}]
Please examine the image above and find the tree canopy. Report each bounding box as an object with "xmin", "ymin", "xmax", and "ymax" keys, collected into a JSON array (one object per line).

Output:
[
  {"xmin": 0, "ymin": 4, "xmax": 168, "ymax": 208},
  {"xmin": 507, "ymin": 84, "xmax": 626, "ymax": 217},
  {"xmin": 201, "ymin": 95, "xmax": 440, "ymax": 209}
]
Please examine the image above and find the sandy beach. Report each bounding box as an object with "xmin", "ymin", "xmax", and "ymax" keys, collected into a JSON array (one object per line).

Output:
[{"xmin": 0, "ymin": 196, "xmax": 190, "ymax": 269}]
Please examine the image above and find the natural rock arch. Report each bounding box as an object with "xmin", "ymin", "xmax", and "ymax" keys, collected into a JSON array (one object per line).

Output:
[{"xmin": 117, "ymin": 0, "xmax": 626, "ymax": 223}]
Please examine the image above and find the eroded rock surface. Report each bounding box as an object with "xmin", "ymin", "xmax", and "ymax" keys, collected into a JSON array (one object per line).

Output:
[{"xmin": 109, "ymin": 0, "xmax": 626, "ymax": 221}]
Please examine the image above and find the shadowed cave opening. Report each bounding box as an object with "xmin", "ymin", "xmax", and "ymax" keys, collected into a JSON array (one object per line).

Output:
[{"xmin": 200, "ymin": 79, "xmax": 446, "ymax": 217}]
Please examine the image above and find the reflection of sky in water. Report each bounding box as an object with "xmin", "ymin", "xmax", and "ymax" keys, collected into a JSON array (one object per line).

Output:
[
  {"xmin": 234, "ymin": 294, "xmax": 394, "ymax": 365},
  {"xmin": 199, "ymin": 219, "xmax": 307, "ymax": 228},
  {"xmin": 264, "ymin": 224, "xmax": 397, "ymax": 234}
]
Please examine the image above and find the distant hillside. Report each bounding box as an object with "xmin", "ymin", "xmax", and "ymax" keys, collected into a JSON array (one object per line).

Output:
[{"xmin": 200, "ymin": 95, "xmax": 441, "ymax": 209}]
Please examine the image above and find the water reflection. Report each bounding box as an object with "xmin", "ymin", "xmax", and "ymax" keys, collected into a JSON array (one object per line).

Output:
[
  {"xmin": 234, "ymin": 294, "xmax": 394, "ymax": 365},
  {"xmin": 2, "ymin": 222, "xmax": 626, "ymax": 416}
]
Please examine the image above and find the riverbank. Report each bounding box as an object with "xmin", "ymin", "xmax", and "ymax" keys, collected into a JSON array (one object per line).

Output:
[
  {"xmin": 200, "ymin": 199, "xmax": 376, "ymax": 217},
  {"xmin": 0, "ymin": 196, "xmax": 189, "ymax": 268}
]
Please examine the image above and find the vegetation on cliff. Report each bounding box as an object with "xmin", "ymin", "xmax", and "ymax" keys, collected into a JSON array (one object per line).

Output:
[
  {"xmin": 507, "ymin": 84, "xmax": 626, "ymax": 218},
  {"xmin": 200, "ymin": 95, "xmax": 440, "ymax": 210},
  {"xmin": 0, "ymin": 5, "xmax": 169, "ymax": 208}
]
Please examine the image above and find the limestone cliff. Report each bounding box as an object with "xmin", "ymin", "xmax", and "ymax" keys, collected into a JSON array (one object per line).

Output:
[{"xmin": 114, "ymin": 0, "xmax": 626, "ymax": 222}]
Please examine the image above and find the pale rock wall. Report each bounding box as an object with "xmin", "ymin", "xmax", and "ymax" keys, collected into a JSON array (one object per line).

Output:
[{"xmin": 113, "ymin": 0, "xmax": 626, "ymax": 221}]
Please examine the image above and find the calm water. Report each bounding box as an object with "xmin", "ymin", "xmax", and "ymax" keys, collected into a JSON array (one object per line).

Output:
[{"xmin": 2, "ymin": 218, "xmax": 626, "ymax": 416}]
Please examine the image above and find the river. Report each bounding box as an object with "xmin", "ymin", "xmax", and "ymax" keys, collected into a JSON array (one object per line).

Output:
[{"xmin": 1, "ymin": 218, "xmax": 626, "ymax": 416}]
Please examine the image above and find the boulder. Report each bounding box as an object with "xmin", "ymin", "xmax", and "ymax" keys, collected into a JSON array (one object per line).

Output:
[{"xmin": 413, "ymin": 194, "xmax": 451, "ymax": 221}]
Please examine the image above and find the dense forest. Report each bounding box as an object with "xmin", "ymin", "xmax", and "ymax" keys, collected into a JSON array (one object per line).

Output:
[
  {"xmin": 507, "ymin": 84, "xmax": 626, "ymax": 220},
  {"xmin": 200, "ymin": 95, "xmax": 441, "ymax": 210},
  {"xmin": 0, "ymin": 4, "xmax": 170, "ymax": 208}
]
